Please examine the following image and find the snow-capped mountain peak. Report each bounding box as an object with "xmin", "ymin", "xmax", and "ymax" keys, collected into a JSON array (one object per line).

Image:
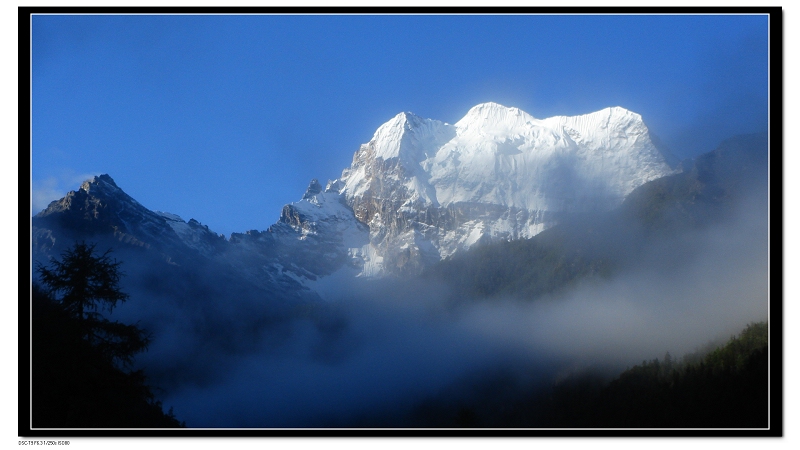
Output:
[
  {"xmin": 34, "ymin": 103, "xmax": 679, "ymax": 284},
  {"xmin": 327, "ymin": 103, "xmax": 678, "ymax": 276},
  {"xmin": 369, "ymin": 110, "xmax": 454, "ymax": 163},
  {"xmin": 454, "ymin": 102, "xmax": 537, "ymax": 133}
]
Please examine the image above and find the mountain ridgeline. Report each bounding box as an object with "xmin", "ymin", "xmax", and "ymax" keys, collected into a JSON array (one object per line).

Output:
[
  {"xmin": 30, "ymin": 102, "xmax": 770, "ymax": 428},
  {"xmin": 33, "ymin": 103, "xmax": 680, "ymax": 287}
]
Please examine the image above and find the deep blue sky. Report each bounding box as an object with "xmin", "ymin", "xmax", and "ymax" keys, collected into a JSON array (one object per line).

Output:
[{"xmin": 30, "ymin": 13, "xmax": 770, "ymax": 236}]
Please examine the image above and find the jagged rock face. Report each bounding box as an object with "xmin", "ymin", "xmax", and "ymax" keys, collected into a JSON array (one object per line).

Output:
[
  {"xmin": 226, "ymin": 179, "xmax": 369, "ymax": 285},
  {"xmin": 325, "ymin": 102, "xmax": 678, "ymax": 277},
  {"xmin": 158, "ymin": 212, "xmax": 228, "ymax": 258},
  {"xmin": 31, "ymin": 175, "xmax": 318, "ymax": 305},
  {"xmin": 33, "ymin": 174, "xmax": 186, "ymax": 255}
]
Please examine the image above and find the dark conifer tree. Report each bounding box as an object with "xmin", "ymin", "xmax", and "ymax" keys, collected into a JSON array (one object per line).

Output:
[
  {"xmin": 32, "ymin": 242, "xmax": 183, "ymax": 428},
  {"xmin": 36, "ymin": 242, "xmax": 150, "ymax": 367}
]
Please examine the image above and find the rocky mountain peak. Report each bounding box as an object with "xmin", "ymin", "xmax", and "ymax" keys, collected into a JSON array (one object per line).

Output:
[
  {"xmin": 302, "ymin": 179, "xmax": 323, "ymax": 200},
  {"xmin": 79, "ymin": 174, "xmax": 121, "ymax": 195}
]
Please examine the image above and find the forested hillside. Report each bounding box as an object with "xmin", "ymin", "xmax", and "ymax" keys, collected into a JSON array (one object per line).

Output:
[
  {"xmin": 539, "ymin": 321, "xmax": 769, "ymax": 428},
  {"xmin": 403, "ymin": 322, "xmax": 768, "ymax": 428}
]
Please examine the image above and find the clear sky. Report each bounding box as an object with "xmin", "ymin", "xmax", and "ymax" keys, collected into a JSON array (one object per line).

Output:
[{"xmin": 30, "ymin": 13, "xmax": 770, "ymax": 237}]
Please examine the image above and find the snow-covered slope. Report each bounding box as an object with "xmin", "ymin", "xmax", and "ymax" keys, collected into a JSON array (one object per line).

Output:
[
  {"xmin": 225, "ymin": 179, "xmax": 369, "ymax": 290},
  {"xmin": 321, "ymin": 102, "xmax": 677, "ymax": 276},
  {"xmin": 429, "ymin": 103, "xmax": 671, "ymax": 210}
]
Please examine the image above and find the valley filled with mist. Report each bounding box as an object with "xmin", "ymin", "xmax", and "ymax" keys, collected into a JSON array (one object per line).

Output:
[{"xmin": 31, "ymin": 126, "xmax": 771, "ymax": 429}]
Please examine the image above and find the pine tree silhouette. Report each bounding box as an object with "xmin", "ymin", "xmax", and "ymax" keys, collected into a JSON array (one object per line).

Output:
[{"xmin": 33, "ymin": 242, "xmax": 183, "ymax": 428}]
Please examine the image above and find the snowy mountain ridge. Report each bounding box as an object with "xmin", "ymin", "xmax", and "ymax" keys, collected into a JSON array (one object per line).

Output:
[
  {"xmin": 339, "ymin": 102, "xmax": 671, "ymax": 210},
  {"xmin": 304, "ymin": 102, "xmax": 678, "ymax": 277},
  {"xmin": 33, "ymin": 102, "xmax": 679, "ymax": 294}
]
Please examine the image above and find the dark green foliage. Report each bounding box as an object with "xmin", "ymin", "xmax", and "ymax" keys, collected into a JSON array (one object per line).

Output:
[
  {"xmin": 406, "ymin": 322, "xmax": 769, "ymax": 428},
  {"xmin": 540, "ymin": 322, "xmax": 769, "ymax": 428},
  {"xmin": 32, "ymin": 243, "xmax": 183, "ymax": 428}
]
